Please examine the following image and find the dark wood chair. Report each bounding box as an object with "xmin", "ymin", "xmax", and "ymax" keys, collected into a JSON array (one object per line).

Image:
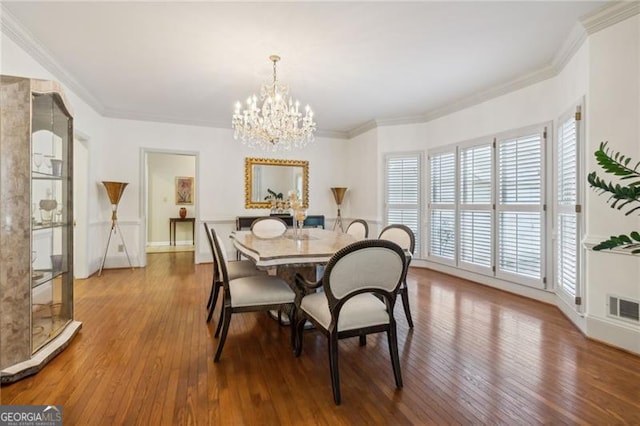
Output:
[
  {"xmin": 345, "ymin": 219, "xmax": 369, "ymax": 240},
  {"xmin": 203, "ymin": 223, "xmax": 266, "ymax": 323},
  {"xmin": 209, "ymin": 226, "xmax": 296, "ymax": 362},
  {"xmin": 293, "ymin": 239, "xmax": 407, "ymax": 405},
  {"xmin": 378, "ymin": 224, "xmax": 415, "ymax": 328}
]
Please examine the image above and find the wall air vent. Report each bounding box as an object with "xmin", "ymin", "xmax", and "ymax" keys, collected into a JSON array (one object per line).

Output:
[{"xmin": 607, "ymin": 295, "xmax": 640, "ymax": 323}]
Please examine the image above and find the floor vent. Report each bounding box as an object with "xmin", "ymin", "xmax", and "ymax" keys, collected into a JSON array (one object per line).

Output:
[{"xmin": 608, "ymin": 295, "xmax": 640, "ymax": 323}]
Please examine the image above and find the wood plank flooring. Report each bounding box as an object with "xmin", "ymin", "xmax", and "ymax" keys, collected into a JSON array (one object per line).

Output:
[{"xmin": 2, "ymin": 252, "xmax": 639, "ymax": 424}]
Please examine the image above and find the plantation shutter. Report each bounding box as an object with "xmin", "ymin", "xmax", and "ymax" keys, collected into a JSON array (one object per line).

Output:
[
  {"xmin": 459, "ymin": 143, "xmax": 493, "ymax": 271},
  {"xmin": 496, "ymin": 130, "xmax": 545, "ymax": 287},
  {"xmin": 556, "ymin": 107, "xmax": 582, "ymax": 306},
  {"xmin": 385, "ymin": 153, "xmax": 422, "ymax": 256},
  {"xmin": 428, "ymin": 151, "xmax": 456, "ymax": 262}
]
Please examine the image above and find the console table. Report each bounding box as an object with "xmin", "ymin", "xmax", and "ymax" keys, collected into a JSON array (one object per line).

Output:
[
  {"xmin": 169, "ymin": 217, "xmax": 195, "ymax": 246},
  {"xmin": 236, "ymin": 214, "xmax": 325, "ymax": 231}
]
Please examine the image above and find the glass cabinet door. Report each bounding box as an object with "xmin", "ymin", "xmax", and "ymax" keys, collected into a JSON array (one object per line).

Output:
[{"xmin": 31, "ymin": 92, "xmax": 73, "ymax": 353}]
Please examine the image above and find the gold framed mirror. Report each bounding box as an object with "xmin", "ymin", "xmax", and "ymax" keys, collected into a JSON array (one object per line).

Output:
[{"xmin": 245, "ymin": 157, "xmax": 309, "ymax": 209}]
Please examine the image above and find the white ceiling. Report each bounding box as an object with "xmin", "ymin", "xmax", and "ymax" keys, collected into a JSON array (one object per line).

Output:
[{"xmin": 2, "ymin": 1, "xmax": 608, "ymax": 137}]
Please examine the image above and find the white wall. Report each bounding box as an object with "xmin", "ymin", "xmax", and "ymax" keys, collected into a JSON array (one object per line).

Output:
[
  {"xmin": 584, "ymin": 14, "xmax": 640, "ymax": 353},
  {"xmin": 147, "ymin": 153, "xmax": 196, "ymax": 245}
]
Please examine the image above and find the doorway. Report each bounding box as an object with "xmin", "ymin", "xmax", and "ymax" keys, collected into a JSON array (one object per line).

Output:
[
  {"xmin": 140, "ymin": 149, "xmax": 198, "ymax": 266},
  {"xmin": 73, "ymin": 133, "xmax": 89, "ymax": 278}
]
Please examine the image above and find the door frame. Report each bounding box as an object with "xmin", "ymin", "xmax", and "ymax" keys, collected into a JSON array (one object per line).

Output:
[{"xmin": 139, "ymin": 148, "xmax": 199, "ymax": 267}]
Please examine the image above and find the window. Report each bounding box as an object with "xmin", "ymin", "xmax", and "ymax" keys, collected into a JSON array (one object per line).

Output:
[
  {"xmin": 459, "ymin": 143, "xmax": 493, "ymax": 272},
  {"xmin": 385, "ymin": 153, "xmax": 422, "ymax": 256},
  {"xmin": 426, "ymin": 124, "xmax": 547, "ymax": 289},
  {"xmin": 555, "ymin": 104, "xmax": 583, "ymax": 308},
  {"xmin": 496, "ymin": 130, "xmax": 546, "ymax": 287},
  {"xmin": 428, "ymin": 150, "xmax": 456, "ymax": 262}
]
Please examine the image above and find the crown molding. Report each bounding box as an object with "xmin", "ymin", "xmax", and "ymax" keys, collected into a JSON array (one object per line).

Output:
[
  {"xmin": 4, "ymin": 2, "xmax": 637, "ymax": 142},
  {"xmin": 581, "ymin": 0, "xmax": 640, "ymax": 35},
  {"xmin": 0, "ymin": 5, "xmax": 105, "ymax": 115},
  {"xmin": 347, "ymin": 119, "xmax": 378, "ymax": 139}
]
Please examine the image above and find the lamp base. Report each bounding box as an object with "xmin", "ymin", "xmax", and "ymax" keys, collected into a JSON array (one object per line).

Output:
[{"xmin": 333, "ymin": 206, "xmax": 344, "ymax": 232}]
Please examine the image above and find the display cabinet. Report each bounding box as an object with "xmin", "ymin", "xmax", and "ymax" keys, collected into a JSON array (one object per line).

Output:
[{"xmin": 0, "ymin": 76, "xmax": 81, "ymax": 383}]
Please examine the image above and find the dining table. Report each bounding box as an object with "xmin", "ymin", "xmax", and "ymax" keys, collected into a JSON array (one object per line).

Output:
[{"xmin": 231, "ymin": 227, "xmax": 358, "ymax": 289}]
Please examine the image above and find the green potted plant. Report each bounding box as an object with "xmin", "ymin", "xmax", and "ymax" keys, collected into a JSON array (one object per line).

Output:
[{"xmin": 587, "ymin": 142, "xmax": 640, "ymax": 253}]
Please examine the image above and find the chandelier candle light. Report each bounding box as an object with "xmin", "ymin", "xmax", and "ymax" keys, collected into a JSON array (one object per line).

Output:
[{"xmin": 232, "ymin": 55, "xmax": 316, "ymax": 151}]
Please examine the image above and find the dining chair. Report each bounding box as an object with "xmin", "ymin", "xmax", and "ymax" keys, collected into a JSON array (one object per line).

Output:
[
  {"xmin": 210, "ymin": 226, "xmax": 296, "ymax": 362},
  {"xmin": 345, "ymin": 219, "xmax": 369, "ymax": 240},
  {"xmin": 250, "ymin": 216, "xmax": 288, "ymax": 238},
  {"xmin": 203, "ymin": 223, "xmax": 266, "ymax": 323},
  {"xmin": 378, "ymin": 224, "xmax": 415, "ymax": 328},
  {"xmin": 293, "ymin": 239, "xmax": 407, "ymax": 405}
]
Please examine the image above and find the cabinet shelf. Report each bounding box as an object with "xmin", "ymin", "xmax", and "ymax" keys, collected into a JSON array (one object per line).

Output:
[
  {"xmin": 32, "ymin": 222, "xmax": 68, "ymax": 231},
  {"xmin": 31, "ymin": 270, "xmax": 66, "ymax": 289},
  {"xmin": 32, "ymin": 173, "xmax": 64, "ymax": 180}
]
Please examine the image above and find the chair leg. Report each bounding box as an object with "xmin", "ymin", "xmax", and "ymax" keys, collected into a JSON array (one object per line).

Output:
[
  {"xmin": 206, "ymin": 279, "xmax": 214, "ymax": 308},
  {"xmin": 207, "ymin": 282, "xmax": 221, "ymax": 323},
  {"xmin": 288, "ymin": 305, "xmax": 297, "ymax": 350},
  {"xmin": 214, "ymin": 306, "xmax": 232, "ymax": 362},
  {"xmin": 387, "ymin": 323, "xmax": 403, "ymax": 388},
  {"xmin": 400, "ymin": 281, "xmax": 414, "ymax": 328},
  {"xmin": 359, "ymin": 334, "xmax": 367, "ymax": 346},
  {"xmin": 328, "ymin": 333, "xmax": 341, "ymax": 405},
  {"xmin": 294, "ymin": 313, "xmax": 306, "ymax": 357},
  {"xmin": 214, "ymin": 302, "xmax": 225, "ymax": 338}
]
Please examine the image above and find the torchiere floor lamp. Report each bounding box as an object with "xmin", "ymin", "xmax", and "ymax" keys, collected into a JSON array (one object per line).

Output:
[
  {"xmin": 98, "ymin": 181, "xmax": 134, "ymax": 276},
  {"xmin": 331, "ymin": 187, "xmax": 347, "ymax": 232}
]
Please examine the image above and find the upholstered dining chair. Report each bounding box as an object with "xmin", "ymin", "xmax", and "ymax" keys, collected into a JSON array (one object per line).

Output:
[
  {"xmin": 378, "ymin": 224, "xmax": 415, "ymax": 328},
  {"xmin": 203, "ymin": 223, "xmax": 266, "ymax": 323},
  {"xmin": 210, "ymin": 226, "xmax": 296, "ymax": 362},
  {"xmin": 293, "ymin": 239, "xmax": 407, "ymax": 405},
  {"xmin": 251, "ymin": 216, "xmax": 288, "ymax": 239},
  {"xmin": 345, "ymin": 219, "xmax": 369, "ymax": 240}
]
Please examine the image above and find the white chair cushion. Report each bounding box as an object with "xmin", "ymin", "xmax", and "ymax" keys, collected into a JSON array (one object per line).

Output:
[
  {"xmin": 379, "ymin": 228, "xmax": 412, "ymax": 252},
  {"xmin": 300, "ymin": 292, "xmax": 390, "ymax": 332},
  {"xmin": 229, "ymin": 275, "xmax": 295, "ymax": 308},
  {"xmin": 227, "ymin": 260, "xmax": 266, "ymax": 281}
]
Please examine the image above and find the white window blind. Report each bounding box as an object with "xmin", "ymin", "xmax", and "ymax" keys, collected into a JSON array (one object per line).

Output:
[
  {"xmin": 385, "ymin": 154, "xmax": 421, "ymax": 256},
  {"xmin": 428, "ymin": 151, "xmax": 455, "ymax": 261},
  {"xmin": 497, "ymin": 131, "xmax": 545, "ymax": 285},
  {"xmin": 459, "ymin": 144, "xmax": 492, "ymax": 270},
  {"xmin": 555, "ymin": 109, "xmax": 581, "ymax": 305}
]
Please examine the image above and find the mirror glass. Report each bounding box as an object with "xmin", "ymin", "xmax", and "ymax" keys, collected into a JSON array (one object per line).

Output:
[{"xmin": 245, "ymin": 157, "xmax": 309, "ymax": 209}]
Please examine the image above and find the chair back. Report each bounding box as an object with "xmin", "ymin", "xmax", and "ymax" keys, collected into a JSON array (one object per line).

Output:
[
  {"xmin": 378, "ymin": 224, "xmax": 415, "ymax": 255},
  {"xmin": 345, "ymin": 219, "xmax": 369, "ymax": 240},
  {"xmin": 204, "ymin": 222, "xmax": 219, "ymax": 280},
  {"xmin": 209, "ymin": 227, "xmax": 231, "ymax": 287},
  {"xmin": 251, "ymin": 217, "xmax": 287, "ymax": 239},
  {"xmin": 323, "ymin": 240, "xmax": 406, "ymax": 307}
]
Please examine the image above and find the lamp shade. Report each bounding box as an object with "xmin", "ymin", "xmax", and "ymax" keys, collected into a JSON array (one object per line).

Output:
[
  {"xmin": 102, "ymin": 181, "xmax": 128, "ymax": 206},
  {"xmin": 331, "ymin": 187, "xmax": 347, "ymax": 205}
]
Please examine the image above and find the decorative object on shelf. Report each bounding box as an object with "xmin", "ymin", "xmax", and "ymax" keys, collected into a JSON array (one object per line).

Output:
[
  {"xmin": 33, "ymin": 152, "xmax": 43, "ymax": 172},
  {"xmin": 98, "ymin": 181, "xmax": 134, "ymax": 275},
  {"xmin": 232, "ymin": 55, "xmax": 316, "ymax": 151},
  {"xmin": 50, "ymin": 255, "xmax": 63, "ymax": 272},
  {"xmin": 179, "ymin": 207, "xmax": 187, "ymax": 218},
  {"xmin": 39, "ymin": 199, "xmax": 57, "ymax": 225},
  {"xmin": 175, "ymin": 176, "xmax": 194, "ymax": 205},
  {"xmin": 331, "ymin": 187, "xmax": 348, "ymax": 232},
  {"xmin": 50, "ymin": 159, "xmax": 63, "ymax": 177},
  {"xmin": 588, "ymin": 142, "xmax": 640, "ymax": 253}
]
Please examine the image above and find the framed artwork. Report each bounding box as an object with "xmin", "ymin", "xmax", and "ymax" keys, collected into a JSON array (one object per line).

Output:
[{"xmin": 175, "ymin": 176, "xmax": 194, "ymax": 205}]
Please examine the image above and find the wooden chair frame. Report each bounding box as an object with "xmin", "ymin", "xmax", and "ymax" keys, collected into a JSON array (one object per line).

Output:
[
  {"xmin": 293, "ymin": 239, "xmax": 406, "ymax": 404},
  {"xmin": 379, "ymin": 224, "xmax": 415, "ymax": 328}
]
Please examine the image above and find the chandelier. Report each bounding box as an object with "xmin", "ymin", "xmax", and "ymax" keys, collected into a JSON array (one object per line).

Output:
[{"xmin": 232, "ymin": 55, "xmax": 316, "ymax": 151}]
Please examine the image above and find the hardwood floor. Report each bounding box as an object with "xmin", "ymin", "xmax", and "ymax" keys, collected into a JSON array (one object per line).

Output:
[{"xmin": 2, "ymin": 252, "xmax": 639, "ymax": 424}]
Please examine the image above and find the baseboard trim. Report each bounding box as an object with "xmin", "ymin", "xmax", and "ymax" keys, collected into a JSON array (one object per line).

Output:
[{"xmin": 586, "ymin": 315, "xmax": 640, "ymax": 355}]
